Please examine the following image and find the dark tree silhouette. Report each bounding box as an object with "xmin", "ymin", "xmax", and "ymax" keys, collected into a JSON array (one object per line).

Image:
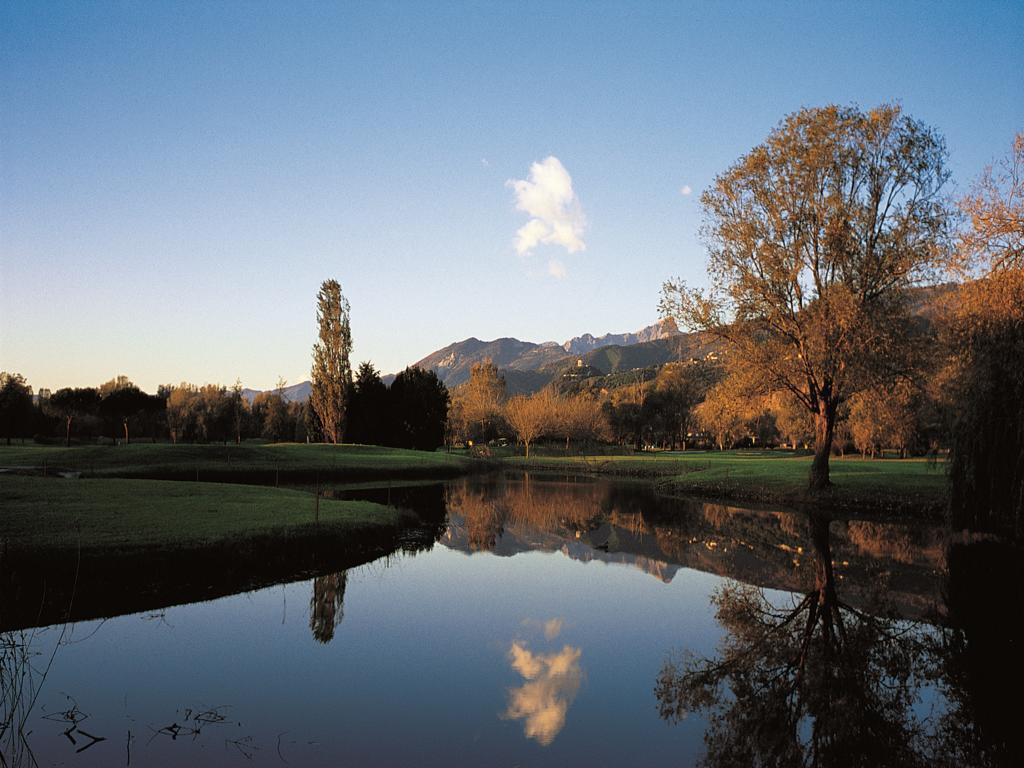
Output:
[
  {"xmin": 44, "ymin": 388, "xmax": 100, "ymax": 447},
  {"xmin": 387, "ymin": 367, "xmax": 449, "ymax": 451},
  {"xmin": 0, "ymin": 373, "xmax": 34, "ymax": 445},
  {"xmin": 947, "ymin": 272, "xmax": 1024, "ymax": 538},
  {"xmin": 345, "ymin": 362, "xmax": 388, "ymax": 445},
  {"xmin": 99, "ymin": 385, "xmax": 152, "ymax": 443}
]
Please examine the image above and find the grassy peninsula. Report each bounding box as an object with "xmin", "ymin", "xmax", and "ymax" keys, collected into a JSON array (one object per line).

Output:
[{"xmin": 0, "ymin": 474, "xmax": 404, "ymax": 557}]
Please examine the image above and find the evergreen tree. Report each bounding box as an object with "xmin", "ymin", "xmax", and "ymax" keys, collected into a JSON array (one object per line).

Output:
[
  {"xmin": 346, "ymin": 362, "xmax": 389, "ymax": 445},
  {"xmin": 388, "ymin": 367, "xmax": 449, "ymax": 450}
]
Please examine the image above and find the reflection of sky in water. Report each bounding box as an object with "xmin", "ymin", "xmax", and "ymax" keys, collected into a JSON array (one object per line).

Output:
[
  {"xmin": 15, "ymin": 545, "xmax": 717, "ymax": 766},
  {"xmin": 503, "ymin": 618, "xmax": 583, "ymax": 745}
]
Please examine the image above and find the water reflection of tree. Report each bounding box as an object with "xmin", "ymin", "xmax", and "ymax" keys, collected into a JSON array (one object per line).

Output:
[
  {"xmin": 447, "ymin": 477, "xmax": 608, "ymax": 551},
  {"xmin": 655, "ymin": 512, "xmax": 937, "ymax": 767},
  {"xmin": 310, "ymin": 572, "xmax": 348, "ymax": 644}
]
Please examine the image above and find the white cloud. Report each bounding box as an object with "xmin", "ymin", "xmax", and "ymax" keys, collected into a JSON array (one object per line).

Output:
[
  {"xmin": 481, "ymin": 157, "xmax": 490, "ymax": 167},
  {"xmin": 507, "ymin": 156, "xmax": 586, "ymax": 257},
  {"xmin": 547, "ymin": 259, "xmax": 567, "ymax": 279},
  {"xmin": 680, "ymin": 184, "xmax": 692, "ymax": 196}
]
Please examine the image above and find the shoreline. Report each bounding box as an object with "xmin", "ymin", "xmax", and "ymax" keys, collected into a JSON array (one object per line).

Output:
[
  {"xmin": 496, "ymin": 453, "xmax": 949, "ymax": 520},
  {"xmin": 0, "ymin": 474, "xmax": 447, "ymax": 632}
]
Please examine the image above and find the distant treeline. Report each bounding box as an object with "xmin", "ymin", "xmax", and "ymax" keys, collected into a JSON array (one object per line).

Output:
[
  {"xmin": 0, "ymin": 364, "xmax": 449, "ymax": 451},
  {"xmin": 0, "ymin": 352, "xmax": 955, "ymax": 458},
  {"xmin": 448, "ymin": 356, "xmax": 955, "ymax": 459}
]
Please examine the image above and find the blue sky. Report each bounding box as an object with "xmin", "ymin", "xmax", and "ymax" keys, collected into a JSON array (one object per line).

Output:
[{"xmin": 2, "ymin": 1, "xmax": 1022, "ymax": 392}]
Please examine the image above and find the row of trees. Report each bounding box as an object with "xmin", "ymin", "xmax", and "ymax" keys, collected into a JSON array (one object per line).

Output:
[
  {"xmin": 0, "ymin": 374, "xmax": 166, "ymax": 446},
  {"xmin": 2, "ymin": 279, "xmax": 451, "ymax": 451},
  {"xmin": 2, "ymin": 352, "xmax": 952, "ymax": 458},
  {"xmin": 691, "ymin": 375, "xmax": 950, "ymax": 458},
  {"xmin": 165, "ymin": 380, "xmax": 315, "ymax": 444},
  {"xmin": 443, "ymin": 350, "xmax": 960, "ymax": 459},
  {"xmin": 447, "ymin": 361, "xmax": 607, "ymax": 457},
  {"xmin": 0, "ymin": 365, "xmax": 450, "ymax": 451}
]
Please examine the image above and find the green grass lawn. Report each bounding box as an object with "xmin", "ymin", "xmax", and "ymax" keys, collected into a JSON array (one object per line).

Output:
[
  {"xmin": 0, "ymin": 442, "xmax": 479, "ymax": 481},
  {"xmin": 0, "ymin": 474, "xmax": 404, "ymax": 556},
  {"xmin": 499, "ymin": 449, "xmax": 948, "ymax": 515}
]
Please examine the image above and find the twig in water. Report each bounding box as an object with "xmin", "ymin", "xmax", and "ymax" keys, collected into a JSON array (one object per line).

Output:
[
  {"xmin": 73, "ymin": 728, "xmax": 105, "ymax": 754},
  {"xmin": 276, "ymin": 731, "xmax": 290, "ymax": 764}
]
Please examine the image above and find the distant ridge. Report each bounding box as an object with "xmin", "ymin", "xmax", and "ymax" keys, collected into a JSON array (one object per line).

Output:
[
  {"xmin": 219, "ymin": 286, "xmax": 955, "ymax": 403},
  {"xmin": 561, "ymin": 317, "xmax": 680, "ymax": 355},
  {"xmin": 409, "ymin": 319, "xmax": 686, "ymax": 391},
  {"xmin": 239, "ymin": 320, "xmax": 687, "ymax": 402}
]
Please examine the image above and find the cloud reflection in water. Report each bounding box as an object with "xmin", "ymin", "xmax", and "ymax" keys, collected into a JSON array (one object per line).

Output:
[{"xmin": 503, "ymin": 633, "xmax": 583, "ymax": 746}]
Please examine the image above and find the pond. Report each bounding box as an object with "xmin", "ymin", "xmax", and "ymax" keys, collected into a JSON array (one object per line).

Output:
[{"xmin": 1, "ymin": 474, "xmax": 1017, "ymax": 766}]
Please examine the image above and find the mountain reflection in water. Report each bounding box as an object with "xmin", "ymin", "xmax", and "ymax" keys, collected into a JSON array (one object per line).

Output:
[{"xmin": 430, "ymin": 475, "xmax": 947, "ymax": 620}]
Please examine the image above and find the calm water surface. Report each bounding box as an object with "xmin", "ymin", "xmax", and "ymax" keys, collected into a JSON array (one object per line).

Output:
[{"xmin": 3, "ymin": 474, "xmax": 1012, "ymax": 767}]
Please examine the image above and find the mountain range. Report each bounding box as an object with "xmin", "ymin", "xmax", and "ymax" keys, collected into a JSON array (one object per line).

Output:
[
  {"xmin": 240, "ymin": 283, "xmax": 954, "ymax": 402},
  {"xmin": 403, "ymin": 317, "xmax": 708, "ymax": 392},
  {"xmin": 242, "ymin": 318, "xmax": 708, "ymax": 401}
]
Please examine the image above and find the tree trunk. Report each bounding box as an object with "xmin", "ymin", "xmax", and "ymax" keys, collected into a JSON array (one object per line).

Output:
[
  {"xmin": 809, "ymin": 408, "xmax": 835, "ymax": 492},
  {"xmin": 524, "ymin": 440, "xmax": 530, "ymax": 459},
  {"xmin": 123, "ymin": 419, "xmax": 129, "ymax": 444},
  {"xmin": 809, "ymin": 511, "xmax": 838, "ymax": 607},
  {"xmin": 65, "ymin": 415, "xmax": 72, "ymax": 447}
]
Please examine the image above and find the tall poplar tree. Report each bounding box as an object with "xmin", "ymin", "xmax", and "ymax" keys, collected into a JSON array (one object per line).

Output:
[{"xmin": 311, "ymin": 279, "xmax": 352, "ymax": 443}]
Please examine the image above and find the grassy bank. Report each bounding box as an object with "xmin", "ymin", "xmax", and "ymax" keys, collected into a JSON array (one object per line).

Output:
[
  {"xmin": 0, "ymin": 474, "xmax": 422, "ymax": 630},
  {"xmin": 498, "ymin": 450, "xmax": 948, "ymax": 516},
  {"xmin": 0, "ymin": 474, "xmax": 404, "ymax": 556},
  {"xmin": 0, "ymin": 442, "xmax": 480, "ymax": 483}
]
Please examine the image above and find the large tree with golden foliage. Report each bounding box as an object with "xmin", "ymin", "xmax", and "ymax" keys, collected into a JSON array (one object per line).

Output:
[
  {"xmin": 310, "ymin": 279, "xmax": 353, "ymax": 444},
  {"xmin": 662, "ymin": 104, "xmax": 953, "ymax": 490},
  {"xmin": 948, "ymin": 133, "xmax": 1024, "ymax": 537}
]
